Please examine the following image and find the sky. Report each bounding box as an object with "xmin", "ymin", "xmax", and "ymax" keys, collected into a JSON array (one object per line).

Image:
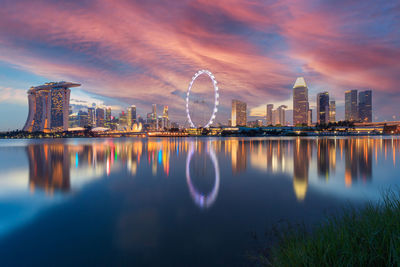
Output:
[{"xmin": 0, "ymin": 0, "xmax": 399, "ymax": 130}]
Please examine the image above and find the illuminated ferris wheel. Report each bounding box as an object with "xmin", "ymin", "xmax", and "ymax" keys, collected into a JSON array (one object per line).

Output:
[{"xmin": 186, "ymin": 70, "xmax": 219, "ymax": 128}]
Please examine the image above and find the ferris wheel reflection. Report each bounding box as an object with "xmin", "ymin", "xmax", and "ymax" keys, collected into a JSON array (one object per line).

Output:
[{"xmin": 186, "ymin": 141, "xmax": 220, "ymax": 209}]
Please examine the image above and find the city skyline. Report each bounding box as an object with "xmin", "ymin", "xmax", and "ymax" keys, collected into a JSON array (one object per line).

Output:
[
  {"xmin": 19, "ymin": 77, "xmax": 376, "ymax": 132},
  {"xmin": 0, "ymin": 1, "xmax": 399, "ymax": 130}
]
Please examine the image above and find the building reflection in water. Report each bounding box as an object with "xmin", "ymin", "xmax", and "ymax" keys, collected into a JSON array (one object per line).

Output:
[
  {"xmin": 293, "ymin": 138, "xmax": 311, "ymax": 201},
  {"xmin": 27, "ymin": 144, "xmax": 71, "ymax": 195},
  {"xmin": 23, "ymin": 137, "xmax": 400, "ymax": 204},
  {"xmin": 226, "ymin": 137, "xmax": 399, "ymax": 202},
  {"xmin": 225, "ymin": 139, "xmax": 247, "ymax": 174},
  {"xmin": 344, "ymin": 139, "xmax": 373, "ymax": 187},
  {"xmin": 186, "ymin": 141, "xmax": 220, "ymax": 209}
]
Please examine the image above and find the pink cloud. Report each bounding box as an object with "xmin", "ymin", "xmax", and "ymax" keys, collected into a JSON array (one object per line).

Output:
[{"xmin": 0, "ymin": 0, "xmax": 398, "ymax": 122}]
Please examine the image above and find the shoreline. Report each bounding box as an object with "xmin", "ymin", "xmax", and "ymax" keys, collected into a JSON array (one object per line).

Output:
[{"xmin": 0, "ymin": 132, "xmax": 398, "ymax": 139}]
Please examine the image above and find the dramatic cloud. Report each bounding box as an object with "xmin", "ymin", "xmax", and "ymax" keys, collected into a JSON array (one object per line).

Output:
[{"xmin": 0, "ymin": 0, "xmax": 398, "ymax": 127}]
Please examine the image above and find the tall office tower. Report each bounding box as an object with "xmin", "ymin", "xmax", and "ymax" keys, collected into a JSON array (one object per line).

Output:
[
  {"xmin": 275, "ymin": 105, "xmax": 287, "ymax": 126},
  {"xmin": 266, "ymin": 104, "xmax": 274, "ymax": 125},
  {"xmin": 95, "ymin": 108, "xmax": 105, "ymax": 127},
  {"xmin": 316, "ymin": 92, "xmax": 329, "ymax": 124},
  {"xmin": 105, "ymin": 107, "xmax": 112, "ymax": 124},
  {"xmin": 163, "ymin": 105, "xmax": 168, "ymax": 119},
  {"xmin": 358, "ymin": 90, "xmax": 372, "ymax": 122},
  {"xmin": 293, "ymin": 77, "xmax": 309, "ymax": 125},
  {"xmin": 87, "ymin": 107, "xmax": 95, "ymax": 127},
  {"xmin": 119, "ymin": 111, "xmax": 127, "ymax": 127},
  {"xmin": 345, "ymin": 90, "xmax": 358, "ymax": 121},
  {"xmin": 130, "ymin": 105, "xmax": 137, "ymax": 123},
  {"xmin": 162, "ymin": 105, "xmax": 169, "ymax": 129},
  {"xmin": 69, "ymin": 113, "xmax": 79, "ymax": 128},
  {"xmin": 152, "ymin": 104, "xmax": 157, "ymax": 120},
  {"xmin": 23, "ymin": 82, "xmax": 80, "ymax": 132},
  {"xmin": 127, "ymin": 107, "xmax": 132, "ymax": 129},
  {"xmin": 146, "ymin": 112, "xmax": 152, "ymax": 123},
  {"xmin": 231, "ymin": 99, "xmax": 247, "ymax": 126},
  {"xmin": 329, "ymin": 100, "xmax": 336, "ymax": 123},
  {"xmin": 78, "ymin": 110, "xmax": 88, "ymax": 127},
  {"xmin": 307, "ymin": 109, "xmax": 313, "ymax": 126}
]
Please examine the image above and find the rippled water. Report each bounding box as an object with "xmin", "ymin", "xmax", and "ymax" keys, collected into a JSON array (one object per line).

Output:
[{"xmin": 0, "ymin": 137, "xmax": 399, "ymax": 266}]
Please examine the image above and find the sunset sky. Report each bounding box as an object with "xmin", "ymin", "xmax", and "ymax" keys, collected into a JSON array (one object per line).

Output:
[{"xmin": 0, "ymin": 0, "xmax": 399, "ymax": 130}]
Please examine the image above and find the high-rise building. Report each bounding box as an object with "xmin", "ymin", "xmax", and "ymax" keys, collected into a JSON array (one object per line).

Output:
[
  {"xmin": 23, "ymin": 82, "xmax": 80, "ymax": 132},
  {"xmin": 127, "ymin": 108, "xmax": 132, "ymax": 129},
  {"xmin": 358, "ymin": 90, "xmax": 372, "ymax": 122},
  {"xmin": 146, "ymin": 112, "xmax": 152, "ymax": 123},
  {"xmin": 231, "ymin": 99, "xmax": 247, "ymax": 126},
  {"xmin": 130, "ymin": 105, "xmax": 136, "ymax": 123},
  {"xmin": 307, "ymin": 109, "xmax": 313, "ymax": 126},
  {"xmin": 78, "ymin": 110, "xmax": 88, "ymax": 127},
  {"xmin": 274, "ymin": 105, "xmax": 287, "ymax": 126},
  {"xmin": 68, "ymin": 113, "xmax": 79, "ymax": 128},
  {"xmin": 104, "ymin": 107, "xmax": 112, "ymax": 129},
  {"xmin": 293, "ymin": 77, "xmax": 309, "ymax": 125},
  {"xmin": 345, "ymin": 90, "xmax": 358, "ymax": 121},
  {"xmin": 163, "ymin": 105, "xmax": 168, "ymax": 119},
  {"xmin": 105, "ymin": 107, "xmax": 112, "ymax": 123},
  {"xmin": 95, "ymin": 108, "xmax": 105, "ymax": 127},
  {"xmin": 162, "ymin": 105, "xmax": 169, "ymax": 129},
  {"xmin": 329, "ymin": 100, "xmax": 336, "ymax": 123},
  {"xmin": 119, "ymin": 111, "xmax": 127, "ymax": 127},
  {"xmin": 266, "ymin": 104, "xmax": 274, "ymax": 126},
  {"xmin": 152, "ymin": 104, "xmax": 157, "ymax": 120},
  {"xmin": 88, "ymin": 107, "xmax": 95, "ymax": 127},
  {"xmin": 316, "ymin": 92, "xmax": 329, "ymax": 124}
]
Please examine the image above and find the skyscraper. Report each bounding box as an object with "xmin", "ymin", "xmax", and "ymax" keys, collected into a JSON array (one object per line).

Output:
[
  {"xmin": 127, "ymin": 107, "xmax": 132, "ymax": 129},
  {"xmin": 95, "ymin": 108, "xmax": 105, "ymax": 127},
  {"xmin": 231, "ymin": 100, "xmax": 247, "ymax": 126},
  {"xmin": 87, "ymin": 107, "xmax": 95, "ymax": 127},
  {"xmin": 329, "ymin": 100, "xmax": 336, "ymax": 123},
  {"xmin": 274, "ymin": 105, "xmax": 287, "ymax": 126},
  {"xmin": 307, "ymin": 109, "xmax": 313, "ymax": 126},
  {"xmin": 105, "ymin": 107, "xmax": 112, "ymax": 128},
  {"xmin": 293, "ymin": 77, "xmax": 309, "ymax": 125},
  {"xmin": 266, "ymin": 104, "xmax": 274, "ymax": 126},
  {"xmin": 345, "ymin": 90, "xmax": 358, "ymax": 121},
  {"xmin": 130, "ymin": 105, "xmax": 136, "ymax": 123},
  {"xmin": 316, "ymin": 92, "xmax": 329, "ymax": 124},
  {"xmin": 162, "ymin": 105, "xmax": 169, "ymax": 129},
  {"xmin": 78, "ymin": 110, "xmax": 89, "ymax": 127},
  {"xmin": 152, "ymin": 104, "xmax": 157, "ymax": 120},
  {"xmin": 358, "ymin": 90, "xmax": 372, "ymax": 122},
  {"xmin": 23, "ymin": 81, "xmax": 80, "ymax": 132}
]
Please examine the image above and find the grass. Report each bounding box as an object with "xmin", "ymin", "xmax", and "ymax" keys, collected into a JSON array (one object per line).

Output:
[{"xmin": 263, "ymin": 190, "xmax": 400, "ymax": 266}]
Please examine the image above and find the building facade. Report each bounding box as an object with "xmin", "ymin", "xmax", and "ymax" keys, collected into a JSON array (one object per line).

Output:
[
  {"xmin": 345, "ymin": 90, "xmax": 358, "ymax": 121},
  {"xmin": 78, "ymin": 110, "xmax": 89, "ymax": 127},
  {"xmin": 307, "ymin": 109, "xmax": 313, "ymax": 126},
  {"xmin": 130, "ymin": 105, "xmax": 136, "ymax": 124},
  {"xmin": 358, "ymin": 90, "xmax": 372, "ymax": 122},
  {"xmin": 266, "ymin": 104, "xmax": 274, "ymax": 126},
  {"xmin": 329, "ymin": 100, "xmax": 336, "ymax": 123},
  {"xmin": 274, "ymin": 105, "xmax": 287, "ymax": 126},
  {"xmin": 231, "ymin": 100, "xmax": 247, "ymax": 126},
  {"xmin": 87, "ymin": 107, "xmax": 95, "ymax": 127},
  {"xmin": 23, "ymin": 82, "xmax": 80, "ymax": 132},
  {"xmin": 152, "ymin": 104, "xmax": 157, "ymax": 120},
  {"xmin": 293, "ymin": 77, "xmax": 309, "ymax": 125},
  {"xmin": 162, "ymin": 105, "xmax": 169, "ymax": 129},
  {"xmin": 95, "ymin": 108, "xmax": 105, "ymax": 127},
  {"xmin": 317, "ymin": 92, "xmax": 329, "ymax": 124}
]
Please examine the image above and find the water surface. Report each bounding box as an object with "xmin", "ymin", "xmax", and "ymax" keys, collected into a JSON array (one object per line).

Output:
[{"xmin": 0, "ymin": 137, "xmax": 399, "ymax": 266}]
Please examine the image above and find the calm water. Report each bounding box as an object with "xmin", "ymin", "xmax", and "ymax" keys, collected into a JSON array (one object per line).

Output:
[{"xmin": 0, "ymin": 137, "xmax": 399, "ymax": 266}]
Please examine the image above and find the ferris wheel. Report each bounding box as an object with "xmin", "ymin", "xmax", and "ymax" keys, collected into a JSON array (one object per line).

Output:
[{"xmin": 186, "ymin": 70, "xmax": 219, "ymax": 128}]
